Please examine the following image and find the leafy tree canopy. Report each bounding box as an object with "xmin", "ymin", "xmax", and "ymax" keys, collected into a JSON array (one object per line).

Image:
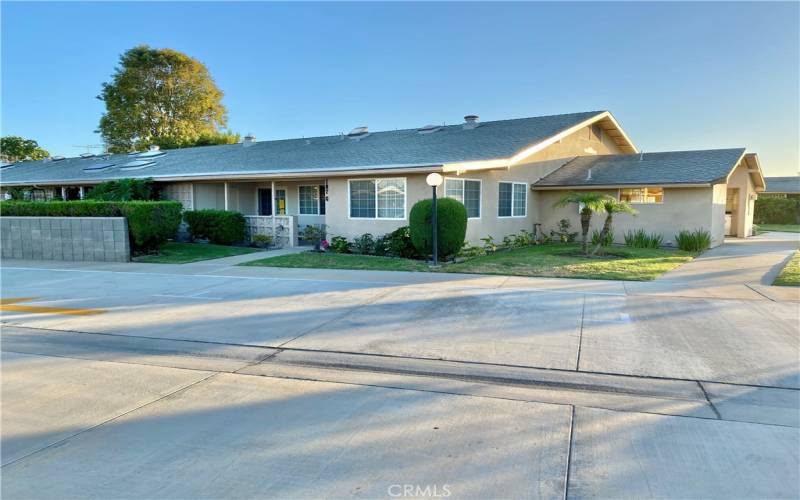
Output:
[
  {"xmin": 84, "ymin": 178, "xmax": 156, "ymax": 201},
  {"xmin": 97, "ymin": 45, "xmax": 235, "ymax": 153},
  {"xmin": 1, "ymin": 136, "xmax": 50, "ymax": 163}
]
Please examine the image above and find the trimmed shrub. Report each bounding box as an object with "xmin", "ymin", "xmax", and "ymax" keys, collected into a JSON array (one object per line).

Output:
[
  {"xmin": 409, "ymin": 198, "xmax": 467, "ymax": 258},
  {"xmin": 329, "ymin": 236, "xmax": 352, "ymax": 254},
  {"xmin": 0, "ymin": 200, "xmax": 181, "ymax": 252},
  {"xmin": 352, "ymin": 233, "xmax": 376, "ymax": 255},
  {"xmin": 550, "ymin": 218, "xmax": 578, "ymax": 243},
  {"xmin": 754, "ymin": 197, "xmax": 800, "ymax": 225},
  {"xmin": 591, "ymin": 229, "xmax": 614, "ymax": 247},
  {"xmin": 377, "ymin": 226, "xmax": 418, "ymax": 258},
  {"xmin": 675, "ymin": 229, "xmax": 712, "ymax": 252},
  {"xmin": 184, "ymin": 209, "xmax": 246, "ymax": 245},
  {"xmin": 624, "ymin": 229, "xmax": 663, "ymax": 249},
  {"xmin": 119, "ymin": 202, "xmax": 183, "ymax": 251},
  {"xmin": 85, "ymin": 178, "xmax": 156, "ymax": 201}
]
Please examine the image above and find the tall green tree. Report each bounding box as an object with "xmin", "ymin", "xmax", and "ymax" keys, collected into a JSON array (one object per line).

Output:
[
  {"xmin": 0, "ymin": 136, "xmax": 50, "ymax": 162},
  {"xmin": 97, "ymin": 45, "xmax": 234, "ymax": 153},
  {"xmin": 553, "ymin": 192, "xmax": 613, "ymax": 255}
]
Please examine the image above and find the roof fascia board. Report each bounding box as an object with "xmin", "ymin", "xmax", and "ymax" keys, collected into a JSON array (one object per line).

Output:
[
  {"xmin": 533, "ymin": 183, "xmax": 712, "ymax": 190},
  {"xmin": 0, "ymin": 164, "xmax": 446, "ymax": 186}
]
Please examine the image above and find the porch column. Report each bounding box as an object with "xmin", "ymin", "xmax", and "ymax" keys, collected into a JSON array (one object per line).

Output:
[
  {"xmin": 224, "ymin": 182, "xmax": 229, "ymax": 210},
  {"xmin": 271, "ymin": 180, "xmax": 276, "ymax": 239},
  {"xmin": 60, "ymin": 186, "xmax": 66, "ymax": 201},
  {"xmin": 78, "ymin": 186, "xmax": 84, "ymax": 199}
]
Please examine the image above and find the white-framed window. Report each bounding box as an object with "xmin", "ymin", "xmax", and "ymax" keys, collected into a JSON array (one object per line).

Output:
[
  {"xmin": 298, "ymin": 185, "xmax": 321, "ymax": 214},
  {"xmin": 498, "ymin": 181, "xmax": 527, "ymax": 217},
  {"xmin": 444, "ymin": 177, "xmax": 481, "ymax": 219},
  {"xmin": 348, "ymin": 178, "xmax": 406, "ymax": 219},
  {"xmin": 619, "ymin": 187, "xmax": 664, "ymax": 204}
]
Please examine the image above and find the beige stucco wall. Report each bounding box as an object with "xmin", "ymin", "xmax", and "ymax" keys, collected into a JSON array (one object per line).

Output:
[
  {"xmin": 535, "ymin": 187, "xmax": 721, "ymax": 247},
  {"xmin": 725, "ymin": 161, "xmax": 757, "ymax": 237},
  {"xmin": 710, "ymin": 183, "xmax": 727, "ymax": 245}
]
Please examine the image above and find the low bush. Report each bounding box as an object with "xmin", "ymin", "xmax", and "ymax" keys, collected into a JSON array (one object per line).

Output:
[
  {"xmin": 624, "ymin": 229, "xmax": 663, "ymax": 249},
  {"xmin": 591, "ymin": 229, "xmax": 614, "ymax": 247},
  {"xmin": 85, "ymin": 178, "xmax": 156, "ymax": 201},
  {"xmin": 754, "ymin": 197, "xmax": 800, "ymax": 225},
  {"xmin": 675, "ymin": 229, "xmax": 712, "ymax": 252},
  {"xmin": 184, "ymin": 209, "xmax": 246, "ymax": 245},
  {"xmin": 329, "ymin": 236, "xmax": 352, "ymax": 254},
  {"xmin": 409, "ymin": 198, "xmax": 467, "ymax": 258},
  {"xmin": 300, "ymin": 224, "xmax": 326, "ymax": 250},
  {"xmin": 352, "ymin": 233, "xmax": 376, "ymax": 255},
  {"xmin": 550, "ymin": 218, "xmax": 578, "ymax": 243},
  {"xmin": 250, "ymin": 234, "xmax": 273, "ymax": 248},
  {"xmin": 0, "ymin": 200, "xmax": 181, "ymax": 252},
  {"xmin": 382, "ymin": 226, "xmax": 418, "ymax": 258}
]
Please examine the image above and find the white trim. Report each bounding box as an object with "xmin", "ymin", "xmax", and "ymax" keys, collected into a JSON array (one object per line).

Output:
[
  {"xmin": 297, "ymin": 184, "xmax": 321, "ymax": 215},
  {"xmin": 497, "ymin": 181, "xmax": 528, "ymax": 218},
  {"xmin": 443, "ymin": 176, "xmax": 482, "ymax": 219},
  {"xmin": 347, "ymin": 177, "xmax": 408, "ymax": 220}
]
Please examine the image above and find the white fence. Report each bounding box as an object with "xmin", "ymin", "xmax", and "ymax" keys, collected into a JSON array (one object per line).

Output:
[{"xmin": 244, "ymin": 215, "xmax": 298, "ymax": 248}]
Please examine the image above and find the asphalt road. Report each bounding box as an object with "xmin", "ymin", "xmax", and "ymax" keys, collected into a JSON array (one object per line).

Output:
[{"xmin": 1, "ymin": 233, "xmax": 798, "ymax": 498}]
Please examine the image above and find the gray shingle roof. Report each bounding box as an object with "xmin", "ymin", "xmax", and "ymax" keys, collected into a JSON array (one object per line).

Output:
[
  {"xmin": 0, "ymin": 111, "xmax": 604, "ymax": 185},
  {"xmin": 533, "ymin": 148, "xmax": 746, "ymax": 188},
  {"xmin": 764, "ymin": 176, "xmax": 800, "ymax": 194}
]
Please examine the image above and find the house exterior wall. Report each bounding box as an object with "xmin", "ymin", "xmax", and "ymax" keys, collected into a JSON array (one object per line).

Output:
[
  {"xmin": 710, "ymin": 183, "xmax": 727, "ymax": 245},
  {"xmin": 726, "ymin": 161, "xmax": 757, "ymax": 237},
  {"xmin": 534, "ymin": 187, "xmax": 721, "ymax": 248},
  {"xmin": 324, "ymin": 124, "xmax": 624, "ymax": 242}
]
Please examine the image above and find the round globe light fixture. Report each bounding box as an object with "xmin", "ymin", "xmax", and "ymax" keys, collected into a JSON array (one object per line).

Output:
[{"xmin": 426, "ymin": 172, "xmax": 444, "ymax": 187}]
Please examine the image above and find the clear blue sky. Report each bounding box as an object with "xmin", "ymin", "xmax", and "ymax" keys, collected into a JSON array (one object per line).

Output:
[{"xmin": 2, "ymin": 1, "xmax": 798, "ymax": 175}]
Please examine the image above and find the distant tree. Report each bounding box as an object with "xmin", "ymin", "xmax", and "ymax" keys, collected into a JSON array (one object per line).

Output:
[
  {"xmin": 554, "ymin": 192, "xmax": 612, "ymax": 255},
  {"xmin": 0, "ymin": 136, "xmax": 50, "ymax": 162},
  {"xmin": 97, "ymin": 45, "xmax": 234, "ymax": 153},
  {"xmin": 84, "ymin": 178, "xmax": 156, "ymax": 201}
]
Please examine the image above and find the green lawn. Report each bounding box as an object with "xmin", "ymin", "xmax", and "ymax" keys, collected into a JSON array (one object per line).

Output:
[
  {"xmin": 242, "ymin": 244, "xmax": 696, "ymax": 281},
  {"xmin": 757, "ymin": 224, "xmax": 800, "ymax": 233},
  {"xmin": 134, "ymin": 242, "xmax": 261, "ymax": 264},
  {"xmin": 243, "ymin": 252, "xmax": 431, "ymax": 272},
  {"xmin": 773, "ymin": 251, "xmax": 800, "ymax": 286}
]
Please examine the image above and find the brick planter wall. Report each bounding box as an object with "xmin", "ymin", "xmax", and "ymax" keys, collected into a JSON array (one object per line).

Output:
[{"xmin": 1, "ymin": 217, "xmax": 130, "ymax": 262}]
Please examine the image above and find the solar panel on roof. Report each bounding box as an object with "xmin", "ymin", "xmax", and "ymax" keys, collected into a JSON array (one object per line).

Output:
[
  {"xmin": 120, "ymin": 160, "xmax": 156, "ymax": 170},
  {"xmin": 83, "ymin": 162, "xmax": 115, "ymax": 172}
]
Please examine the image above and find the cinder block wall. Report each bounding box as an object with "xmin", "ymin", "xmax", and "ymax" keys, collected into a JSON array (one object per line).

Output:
[{"xmin": 1, "ymin": 217, "xmax": 130, "ymax": 262}]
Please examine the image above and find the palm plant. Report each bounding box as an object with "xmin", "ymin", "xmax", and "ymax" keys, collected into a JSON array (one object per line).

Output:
[
  {"xmin": 590, "ymin": 199, "xmax": 637, "ymax": 256},
  {"xmin": 553, "ymin": 192, "xmax": 611, "ymax": 255}
]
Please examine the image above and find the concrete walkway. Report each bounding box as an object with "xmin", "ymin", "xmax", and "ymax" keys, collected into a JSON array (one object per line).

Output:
[{"xmin": 627, "ymin": 231, "xmax": 800, "ymax": 301}]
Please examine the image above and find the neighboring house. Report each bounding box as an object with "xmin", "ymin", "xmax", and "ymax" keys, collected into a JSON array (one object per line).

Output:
[
  {"xmin": 0, "ymin": 110, "xmax": 766, "ymax": 248},
  {"xmin": 761, "ymin": 176, "xmax": 800, "ymax": 198}
]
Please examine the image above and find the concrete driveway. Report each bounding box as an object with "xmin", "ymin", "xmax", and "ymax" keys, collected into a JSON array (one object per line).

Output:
[{"xmin": 1, "ymin": 234, "xmax": 798, "ymax": 498}]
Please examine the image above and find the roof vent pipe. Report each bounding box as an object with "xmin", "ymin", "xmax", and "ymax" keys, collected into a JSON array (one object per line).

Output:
[
  {"xmin": 462, "ymin": 115, "xmax": 480, "ymax": 130},
  {"xmin": 586, "ymin": 168, "xmax": 592, "ymax": 181},
  {"xmin": 243, "ymin": 134, "xmax": 256, "ymax": 147},
  {"xmin": 149, "ymin": 145, "xmax": 160, "ymax": 152},
  {"xmin": 639, "ymin": 150, "xmax": 644, "ymax": 161}
]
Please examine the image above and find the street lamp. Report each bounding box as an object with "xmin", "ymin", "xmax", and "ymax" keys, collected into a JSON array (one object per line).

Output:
[{"xmin": 425, "ymin": 173, "xmax": 444, "ymax": 267}]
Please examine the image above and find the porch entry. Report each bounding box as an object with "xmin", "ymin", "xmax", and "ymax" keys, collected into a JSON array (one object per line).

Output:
[
  {"xmin": 725, "ymin": 188, "xmax": 739, "ymax": 236},
  {"xmin": 258, "ymin": 188, "xmax": 287, "ymax": 216}
]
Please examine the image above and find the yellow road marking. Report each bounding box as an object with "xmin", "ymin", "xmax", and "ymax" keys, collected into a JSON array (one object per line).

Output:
[{"xmin": 0, "ymin": 297, "xmax": 105, "ymax": 316}]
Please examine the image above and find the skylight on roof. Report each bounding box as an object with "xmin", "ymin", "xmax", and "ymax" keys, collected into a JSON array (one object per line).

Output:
[
  {"xmin": 136, "ymin": 150, "xmax": 166, "ymax": 159},
  {"xmin": 50, "ymin": 156, "xmax": 65, "ymax": 161},
  {"xmin": 0, "ymin": 162, "xmax": 16, "ymax": 169},
  {"xmin": 417, "ymin": 124, "xmax": 443, "ymax": 134},
  {"xmin": 120, "ymin": 160, "xmax": 156, "ymax": 170},
  {"xmin": 79, "ymin": 153, "xmax": 95, "ymax": 159},
  {"xmin": 83, "ymin": 162, "xmax": 115, "ymax": 172}
]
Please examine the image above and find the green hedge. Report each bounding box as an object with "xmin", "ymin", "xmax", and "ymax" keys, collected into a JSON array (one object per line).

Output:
[
  {"xmin": 409, "ymin": 198, "xmax": 467, "ymax": 258},
  {"xmin": 184, "ymin": 209, "xmax": 246, "ymax": 245},
  {"xmin": 0, "ymin": 200, "xmax": 182, "ymax": 252},
  {"xmin": 754, "ymin": 197, "xmax": 800, "ymax": 225}
]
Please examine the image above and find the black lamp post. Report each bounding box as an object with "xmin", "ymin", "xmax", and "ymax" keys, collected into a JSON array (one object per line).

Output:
[{"xmin": 426, "ymin": 173, "xmax": 444, "ymax": 267}]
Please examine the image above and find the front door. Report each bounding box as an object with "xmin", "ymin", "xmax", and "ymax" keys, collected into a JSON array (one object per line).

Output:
[{"xmin": 258, "ymin": 188, "xmax": 272, "ymax": 216}]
